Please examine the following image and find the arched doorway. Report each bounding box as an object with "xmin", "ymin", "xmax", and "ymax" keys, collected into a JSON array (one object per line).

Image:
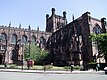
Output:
[{"xmin": 0, "ymin": 54, "xmax": 3, "ymax": 64}]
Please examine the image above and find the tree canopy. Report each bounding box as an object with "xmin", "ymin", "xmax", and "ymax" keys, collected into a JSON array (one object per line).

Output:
[
  {"xmin": 90, "ymin": 33, "xmax": 107, "ymax": 63},
  {"xmin": 24, "ymin": 44, "xmax": 49, "ymax": 64}
]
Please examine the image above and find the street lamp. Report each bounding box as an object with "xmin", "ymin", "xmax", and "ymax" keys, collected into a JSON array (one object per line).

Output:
[
  {"xmin": 20, "ymin": 43, "xmax": 24, "ymax": 70},
  {"xmin": 28, "ymin": 40, "xmax": 31, "ymax": 60},
  {"xmin": 28, "ymin": 25, "xmax": 31, "ymax": 59},
  {"xmin": 4, "ymin": 39, "xmax": 7, "ymax": 69},
  {"xmin": 14, "ymin": 39, "xmax": 21, "ymax": 64},
  {"xmin": 16, "ymin": 38, "xmax": 24, "ymax": 70},
  {"xmin": 17, "ymin": 39, "xmax": 24, "ymax": 70},
  {"xmin": 27, "ymin": 25, "xmax": 31, "ymax": 70}
]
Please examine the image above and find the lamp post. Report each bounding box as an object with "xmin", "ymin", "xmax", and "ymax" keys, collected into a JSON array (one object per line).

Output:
[
  {"xmin": 15, "ymin": 39, "xmax": 20, "ymax": 64},
  {"xmin": 4, "ymin": 39, "xmax": 7, "ymax": 69},
  {"xmin": 18, "ymin": 39, "xmax": 24, "ymax": 70},
  {"xmin": 21, "ymin": 44, "xmax": 24, "ymax": 70},
  {"xmin": 27, "ymin": 25, "xmax": 31, "ymax": 70},
  {"xmin": 28, "ymin": 40, "xmax": 31, "ymax": 60},
  {"xmin": 27, "ymin": 40, "xmax": 31, "ymax": 70},
  {"xmin": 28, "ymin": 25, "xmax": 31, "ymax": 58},
  {"xmin": 16, "ymin": 38, "xmax": 24, "ymax": 70}
]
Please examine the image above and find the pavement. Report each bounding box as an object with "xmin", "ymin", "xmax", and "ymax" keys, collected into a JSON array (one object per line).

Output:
[{"xmin": 0, "ymin": 68, "xmax": 105, "ymax": 74}]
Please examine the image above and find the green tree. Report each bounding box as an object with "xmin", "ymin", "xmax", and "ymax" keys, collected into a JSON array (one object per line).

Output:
[
  {"xmin": 24, "ymin": 44, "xmax": 49, "ymax": 64},
  {"xmin": 90, "ymin": 33, "xmax": 107, "ymax": 63}
]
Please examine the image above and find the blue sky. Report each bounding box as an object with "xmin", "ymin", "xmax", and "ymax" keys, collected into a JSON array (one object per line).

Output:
[{"xmin": 0, "ymin": 0, "xmax": 107, "ymax": 31}]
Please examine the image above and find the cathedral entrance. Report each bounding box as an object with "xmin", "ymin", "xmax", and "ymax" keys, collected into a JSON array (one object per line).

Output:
[{"xmin": 0, "ymin": 54, "xmax": 3, "ymax": 64}]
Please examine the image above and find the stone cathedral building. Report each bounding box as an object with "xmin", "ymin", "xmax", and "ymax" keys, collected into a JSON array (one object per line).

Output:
[
  {"xmin": 0, "ymin": 24, "xmax": 51, "ymax": 64},
  {"xmin": 46, "ymin": 8, "xmax": 106, "ymax": 68},
  {"xmin": 0, "ymin": 8, "xmax": 106, "ymax": 69}
]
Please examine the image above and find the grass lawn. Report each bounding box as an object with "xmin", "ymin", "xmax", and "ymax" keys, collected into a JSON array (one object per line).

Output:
[{"xmin": 0, "ymin": 64, "xmax": 80, "ymax": 71}]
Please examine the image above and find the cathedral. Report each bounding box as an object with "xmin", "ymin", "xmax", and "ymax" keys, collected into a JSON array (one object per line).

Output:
[
  {"xmin": 45, "ymin": 8, "xmax": 106, "ymax": 68},
  {"xmin": 0, "ymin": 24, "xmax": 51, "ymax": 64},
  {"xmin": 0, "ymin": 8, "xmax": 106, "ymax": 69}
]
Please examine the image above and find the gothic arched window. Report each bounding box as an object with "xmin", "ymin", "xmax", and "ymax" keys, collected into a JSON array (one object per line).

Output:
[
  {"xmin": 11, "ymin": 34, "xmax": 17, "ymax": 44},
  {"xmin": 93, "ymin": 23, "xmax": 102, "ymax": 34},
  {"xmin": 1, "ymin": 33, "xmax": 7, "ymax": 41},
  {"xmin": 22, "ymin": 35, "xmax": 27, "ymax": 44},
  {"xmin": 31, "ymin": 36, "xmax": 36, "ymax": 44},
  {"xmin": 40, "ymin": 37, "xmax": 46, "ymax": 46}
]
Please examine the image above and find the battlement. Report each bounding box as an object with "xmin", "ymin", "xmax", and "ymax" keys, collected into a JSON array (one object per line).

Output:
[{"xmin": 0, "ymin": 25, "xmax": 44, "ymax": 32}]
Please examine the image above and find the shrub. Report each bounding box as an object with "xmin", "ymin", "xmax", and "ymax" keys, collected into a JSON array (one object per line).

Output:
[
  {"xmin": 73, "ymin": 66, "xmax": 80, "ymax": 70},
  {"xmin": 46, "ymin": 65, "xmax": 53, "ymax": 69},
  {"xmin": 63, "ymin": 66, "xmax": 70, "ymax": 70},
  {"xmin": 9, "ymin": 64, "xmax": 17, "ymax": 68},
  {"xmin": 88, "ymin": 62, "xmax": 96, "ymax": 69}
]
